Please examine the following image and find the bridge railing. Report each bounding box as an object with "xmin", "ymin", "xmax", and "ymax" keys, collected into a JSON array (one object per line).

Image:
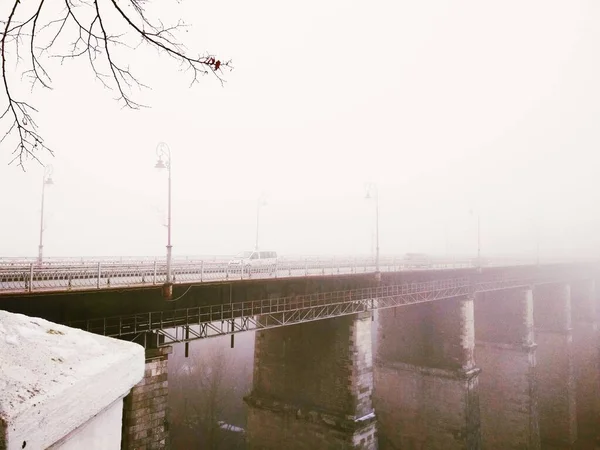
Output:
[
  {"xmin": 0, "ymin": 255, "xmax": 569, "ymax": 295},
  {"xmin": 0, "ymin": 255, "xmax": 234, "ymax": 267}
]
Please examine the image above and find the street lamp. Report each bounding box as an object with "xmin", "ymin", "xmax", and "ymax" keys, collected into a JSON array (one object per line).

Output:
[
  {"xmin": 38, "ymin": 165, "xmax": 54, "ymax": 264},
  {"xmin": 155, "ymin": 142, "xmax": 172, "ymax": 287},
  {"xmin": 365, "ymin": 182, "xmax": 380, "ymax": 277},
  {"xmin": 469, "ymin": 209, "xmax": 481, "ymax": 271},
  {"xmin": 255, "ymin": 193, "xmax": 268, "ymax": 251}
]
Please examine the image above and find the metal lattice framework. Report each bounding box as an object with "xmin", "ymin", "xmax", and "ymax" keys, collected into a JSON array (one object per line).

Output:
[
  {"xmin": 0, "ymin": 255, "xmax": 573, "ymax": 295},
  {"xmin": 68, "ymin": 275, "xmax": 573, "ymax": 347}
]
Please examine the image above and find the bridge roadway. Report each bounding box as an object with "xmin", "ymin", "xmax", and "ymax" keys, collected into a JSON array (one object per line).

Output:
[{"xmin": 0, "ymin": 255, "xmax": 551, "ymax": 295}]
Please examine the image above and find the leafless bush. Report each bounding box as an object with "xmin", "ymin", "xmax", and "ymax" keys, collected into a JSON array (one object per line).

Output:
[{"xmin": 169, "ymin": 345, "xmax": 251, "ymax": 449}]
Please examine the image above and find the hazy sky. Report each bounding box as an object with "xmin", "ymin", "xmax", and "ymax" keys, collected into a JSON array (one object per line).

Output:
[{"xmin": 1, "ymin": 0, "xmax": 599, "ymax": 258}]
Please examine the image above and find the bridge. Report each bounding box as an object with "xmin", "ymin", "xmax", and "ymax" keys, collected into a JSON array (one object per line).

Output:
[
  {"xmin": 0, "ymin": 255, "xmax": 473, "ymax": 294},
  {"xmin": 1, "ymin": 255, "xmax": 599, "ymax": 449},
  {"xmin": 0, "ymin": 254, "xmax": 570, "ymax": 295}
]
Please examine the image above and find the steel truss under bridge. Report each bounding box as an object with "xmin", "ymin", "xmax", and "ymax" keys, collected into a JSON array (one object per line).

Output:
[{"xmin": 68, "ymin": 275, "xmax": 580, "ymax": 347}]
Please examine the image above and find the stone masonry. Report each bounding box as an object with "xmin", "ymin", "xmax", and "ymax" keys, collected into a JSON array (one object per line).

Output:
[
  {"xmin": 121, "ymin": 346, "xmax": 172, "ymax": 450},
  {"xmin": 571, "ymin": 279, "xmax": 599, "ymax": 444},
  {"xmin": 375, "ymin": 295, "xmax": 481, "ymax": 449},
  {"xmin": 245, "ymin": 312, "xmax": 377, "ymax": 449},
  {"xmin": 475, "ymin": 288, "xmax": 540, "ymax": 449},
  {"xmin": 534, "ymin": 283, "xmax": 577, "ymax": 448}
]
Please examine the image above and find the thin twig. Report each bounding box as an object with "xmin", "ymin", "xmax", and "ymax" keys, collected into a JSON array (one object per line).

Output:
[{"xmin": 0, "ymin": 0, "xmax": 232, "ymax": 168}]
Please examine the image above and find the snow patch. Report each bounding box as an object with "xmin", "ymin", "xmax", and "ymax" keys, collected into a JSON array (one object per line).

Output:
[
  {"xmin": 355, "ymin": 411, "xmax": 376, "ymax": 422},
  {"xmin": 218, "ymin": 421, "xmax": 245, "ymax": 433}
]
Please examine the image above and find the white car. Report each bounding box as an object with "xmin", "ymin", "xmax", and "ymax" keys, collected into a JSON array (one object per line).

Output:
[{"xmin": 228, "ymin": 251, "xmax": 278, "ymax": 272}]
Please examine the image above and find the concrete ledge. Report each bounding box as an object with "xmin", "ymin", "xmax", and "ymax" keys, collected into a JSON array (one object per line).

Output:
[
  {"xmin": 243, "ymin": 395, "xmax": 376, "ymax": 432},
  {"xmin": 0, "ymin": 311, "xmax": 144, "ymax": 450},
  {"xmin": 534, "ymin": 327, "xmax": 573, "ymax": 335},
  {"xmin": 475, "ymin": 340, "xmax": 538, "ymax": 353},
  {"xmin": 375, "ymin": 360, "xmax": 482, "ymax": 380}
]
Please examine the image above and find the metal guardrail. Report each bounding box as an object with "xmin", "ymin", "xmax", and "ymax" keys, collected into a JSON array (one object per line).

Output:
[
  {"xmin": 0, "ymin": 255, "xmax": 593, "ymax": 295},
  {"xmin": 0, "ymin": 255, "xmax": 233, "ymax": 266},
  {"xmin": 0, "ymin": 257, "xmax": 480, "ymax": 294},
  {"xmin": 68, "ymin": 274, "xmax": 572, "ymax": 345}
]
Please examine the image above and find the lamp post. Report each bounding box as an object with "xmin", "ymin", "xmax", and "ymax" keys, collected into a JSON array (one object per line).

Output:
[
  {"xmin": 155, "ymin": 142, "xmax": 172, "ymax": 286},
  {"xmin": 37, "ymin": 165, "xmax": 54, "ymax": 264},
  {"xmin": 469, "ymin": 208, "xmax": 481, "ymax": 271},
  {"xmin": 365, "ymin": 182, "xmax": 380, "ymax": 277},
  {"xmin": 255, "ymin": 193, "xmax": 267, "ymax": 251},
  {"xmin": 534, "ymin": 217, "xmax": 540, "ymax": 266}
]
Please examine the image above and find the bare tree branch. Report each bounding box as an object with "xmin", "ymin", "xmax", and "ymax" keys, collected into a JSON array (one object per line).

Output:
[{"xmin": 0, "ymin": 0, "xmax": 232, "ymax": 169}]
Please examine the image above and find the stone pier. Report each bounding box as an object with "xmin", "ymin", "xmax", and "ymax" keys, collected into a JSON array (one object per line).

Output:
[
  {"xmin": 374, "ymin": 296, "xmax": 481, "ymax": 449},
  {"xmin": 245, "ymin": 313, "xmax": 377, "ymax": 450},
  {"xmin": 571, "ymin": 279, "xmax": 599, "ymax": 444},
  {"xmin": 474, "ymin": 287, "xmax": 540, "ymax": 449},
  {"xmin": 121, "ymin": 344, "xmax": 173, "ymax": 450},
  {"xmin": 534, "ymin": 283, "xmax": 577, "ymax": 448}
]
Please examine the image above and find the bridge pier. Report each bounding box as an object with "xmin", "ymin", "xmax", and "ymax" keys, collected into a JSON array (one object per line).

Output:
[
  {"xmin": 374, "ymin": 295, "xmax": 481, "ymax": 449},
  {"xmin": 571, "ymin": 279, "xmax": 599, "ymax": 444},
  {"xmin": 474, "ymin": 287, "xmax": 540, "ymax": 449},
  {"xmin": 121, "ymin": 336, "xmax": 172, "ymax": 450},
  {"xmin": 534, "ymin": 283, "xmax": 577, "ymax": 448},
  {"xmin": 244, "ymin": 312, "xmax": 377, "ymax": 450}
]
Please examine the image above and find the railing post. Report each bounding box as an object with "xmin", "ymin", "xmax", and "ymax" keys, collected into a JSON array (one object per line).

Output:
[
  {"xmin": 97, "ymin": 262, "xmax": 101, "ymax": 289},
  {"xmin": 28, "ymin": 263, "xmax": 34, "ymax": 293}
]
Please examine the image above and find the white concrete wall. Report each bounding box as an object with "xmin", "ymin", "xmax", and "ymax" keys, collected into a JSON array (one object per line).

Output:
[
  {"xmin": 48, "ymin": 397, "xmax": 125, "ymax": 450},
  {"xmin": 0, "ymin": 311, "xmax": 144, "ymax": 450}
]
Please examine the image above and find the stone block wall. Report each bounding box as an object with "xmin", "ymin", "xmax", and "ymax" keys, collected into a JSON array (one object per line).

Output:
[
  {"xmin": 245, "ymin": 312, "xmax": 376, "ymax": 449},
  {"xmin": 375, "ymin": 295, "xmax": 480, "ymax": 449},
  {"xmin": 571, "ymin": 279, "xmax": 599, "ymax": 442},
  {"xmin": 375, "ymin": 363, "xmax": 480, "ymax": 450},
  {"xmin": 122, "ymin": 346, "xmax": 172, "ymax": 450},
  {"xmin": 246, "ymin": 405, "xmax": 377, "ymax": 450},
  {"xmin": 377, "ymin": 295, "xmax": 475, "ymax": 371},
  {"xmin": 475, "ymin": 288, "xmax": 540, "ymax": 449},
  {"xmin": 534, "ymin": 283, "xmax": 577, "ymax": 447}
]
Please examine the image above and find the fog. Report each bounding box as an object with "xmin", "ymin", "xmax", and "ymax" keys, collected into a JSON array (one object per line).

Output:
[{"xmin": 1, "ymin": 1, "xmax": 599, "ymax": 259}]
